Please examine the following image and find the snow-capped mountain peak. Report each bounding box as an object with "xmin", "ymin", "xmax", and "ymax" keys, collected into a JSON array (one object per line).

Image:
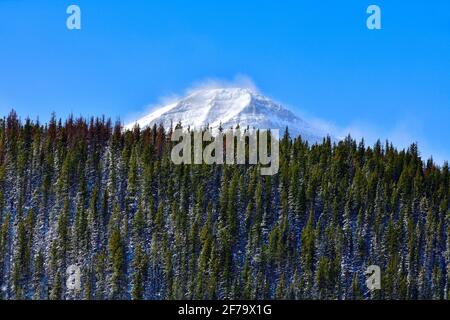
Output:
[{"xmin": 126, "ymin": 88, "xmax": 327, "ymax": 143}]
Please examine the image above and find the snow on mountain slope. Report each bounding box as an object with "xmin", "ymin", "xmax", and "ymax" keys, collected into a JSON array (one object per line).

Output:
[{"xmin": 126, "ymin": 88, "xmax": 329, "ymax": 143}]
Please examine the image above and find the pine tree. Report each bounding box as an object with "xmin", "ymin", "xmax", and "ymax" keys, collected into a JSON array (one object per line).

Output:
[
  {"xmin": 109, "ymin": 228, "xmax": 125, "ymax": 299},
  {"xmin": 131, "ymin": 245, "xmax": 148, "ymax": 300}
]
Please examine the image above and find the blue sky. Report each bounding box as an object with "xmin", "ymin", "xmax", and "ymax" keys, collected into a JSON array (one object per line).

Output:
[{"xmin": 0, "ymin": 0, "xmax": 449, "ymax": 162}]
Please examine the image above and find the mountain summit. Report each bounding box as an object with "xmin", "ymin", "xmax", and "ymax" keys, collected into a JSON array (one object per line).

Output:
[{"xmin": 126, "ymin": 88, "xmax": 328, "ymax": 142}]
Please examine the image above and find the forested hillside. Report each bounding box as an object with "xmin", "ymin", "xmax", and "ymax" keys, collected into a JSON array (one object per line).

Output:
[{"xmin": 0, "ymin": 111, "xmax": 449, "ymax": 300}]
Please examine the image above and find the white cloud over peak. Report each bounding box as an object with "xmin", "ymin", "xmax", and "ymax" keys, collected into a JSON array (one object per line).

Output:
[{"xmin": 126, "ymin": 76, "xmax": 448, "ymax": 165}]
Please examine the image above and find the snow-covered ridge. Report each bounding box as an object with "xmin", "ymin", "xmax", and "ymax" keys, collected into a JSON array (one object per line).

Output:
[{"xmin": 126, "ymin": 88, "xmax": 329, "ymax": 143}]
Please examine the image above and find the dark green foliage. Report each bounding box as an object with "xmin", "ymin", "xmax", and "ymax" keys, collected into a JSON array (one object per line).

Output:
[{"xmin": 0, "ymin": 111, "xmax": 449, "ymax": 300}]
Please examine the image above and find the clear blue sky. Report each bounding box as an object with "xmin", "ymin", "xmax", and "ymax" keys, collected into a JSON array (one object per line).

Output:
[{"xmin": 0, "ymin": 0, "xmax": 449, "ymax": 162}]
